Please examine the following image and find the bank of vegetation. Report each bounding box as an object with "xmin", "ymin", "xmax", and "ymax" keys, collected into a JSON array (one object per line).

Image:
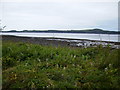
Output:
[{"xmin": 2, "ymin": 41, "xmax": 120, "ymax": 89}]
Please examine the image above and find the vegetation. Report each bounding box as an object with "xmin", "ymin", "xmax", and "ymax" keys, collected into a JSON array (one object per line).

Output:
[{"xmin": 2, "ymin": 41, "xmax": 120, "ymax": 89}]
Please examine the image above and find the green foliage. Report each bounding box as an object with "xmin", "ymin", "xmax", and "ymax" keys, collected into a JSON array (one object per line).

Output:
[{"xmin": 2, "ymin": 41, "xmax": 120, "ymax": 89}]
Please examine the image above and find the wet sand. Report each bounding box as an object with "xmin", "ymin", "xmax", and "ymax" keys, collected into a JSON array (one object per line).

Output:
[{"xmin": 2, "ymin": 35, "xmax": 120, "ymax": 49}]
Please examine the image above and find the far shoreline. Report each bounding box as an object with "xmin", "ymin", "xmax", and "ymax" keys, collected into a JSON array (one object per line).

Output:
[{"xmin": 1, "ymin": 31, "xmax": 120, "ymax": 35}]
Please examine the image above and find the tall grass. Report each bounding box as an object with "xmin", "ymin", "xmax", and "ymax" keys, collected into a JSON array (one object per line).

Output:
[{"xmin": 2, "ymin": 41, "xmax": 120, "ymax": 88}]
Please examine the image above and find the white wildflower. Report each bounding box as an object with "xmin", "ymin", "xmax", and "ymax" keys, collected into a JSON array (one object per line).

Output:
[
  {"xmin": 46, "ymin": 58, "xmax": 48, "ymax": 61},
  {"xmin": 37, "ymin": 58, "xmax": 41, "ymax": 62},
  {"xmin": 46, "ymin": 63, "xmax": 49, "ymax": 67},
  {"xmin": 105, "ymin": 67, "xmax": 108, "ymax": 72},
  {"xmin": 109, "ymin": 64, "xmax": 112, "ymax": 68},
  {"xmin": 63, "ymin": 67, "xmax": 66, "ymax": 70},
  {"xmin": 74, "ymin": 55, "xmax": 76, "ymax": 58},
  {"xmin": 72, "ymin": 64, "xmax": 75, "ymax": 67}
]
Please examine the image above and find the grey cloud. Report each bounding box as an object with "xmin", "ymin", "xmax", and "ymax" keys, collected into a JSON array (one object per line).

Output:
[{"xmin": 1, "ymin": 2, "xmax": 118, "ymax": 31}]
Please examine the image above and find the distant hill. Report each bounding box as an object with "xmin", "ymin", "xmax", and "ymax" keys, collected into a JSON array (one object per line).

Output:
[{"xmin": 2, "ymin": 29, "xmax": 120, "ymax": 34}]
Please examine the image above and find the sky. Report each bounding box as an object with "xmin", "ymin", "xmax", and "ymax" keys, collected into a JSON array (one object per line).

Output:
[{"xmin": 0, "ymin": 0, "xmax": 119, "ymax": 31}]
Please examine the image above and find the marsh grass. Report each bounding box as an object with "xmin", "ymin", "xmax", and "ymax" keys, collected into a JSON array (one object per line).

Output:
[{"xmin": 2, "ymin": 41, "xmax": 120, "ymax": 88}]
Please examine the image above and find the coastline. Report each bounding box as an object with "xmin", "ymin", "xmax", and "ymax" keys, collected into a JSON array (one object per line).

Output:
[{"xmin": 2, "ymin": 35, "xmax": 120, "ymax": 49}]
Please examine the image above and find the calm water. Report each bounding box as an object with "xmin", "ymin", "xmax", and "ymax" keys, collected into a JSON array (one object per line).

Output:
[{"xmin": 1, "ymin": 32, "xmax": 119, "ymax": 42}]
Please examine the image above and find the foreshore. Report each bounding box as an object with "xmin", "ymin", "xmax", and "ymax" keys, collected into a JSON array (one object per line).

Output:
[{"xmin": 1, "ymin": 35, "xmax": 120, "ymax": 49}]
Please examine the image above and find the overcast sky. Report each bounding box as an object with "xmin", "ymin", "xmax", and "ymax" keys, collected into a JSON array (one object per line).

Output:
[{"xmin": 0, "ymin": 0, "xmax": 119, "ymax": 31}]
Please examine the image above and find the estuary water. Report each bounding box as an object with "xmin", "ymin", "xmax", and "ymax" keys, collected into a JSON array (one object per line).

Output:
[{"xmin": 1, "ymin": 32, "xmax": 119, "ymax": 42}]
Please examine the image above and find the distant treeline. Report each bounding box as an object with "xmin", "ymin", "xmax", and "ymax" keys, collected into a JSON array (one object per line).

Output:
[{"xmin": 2, "ymin": 29, "xmax": 120, "ymax": 34}]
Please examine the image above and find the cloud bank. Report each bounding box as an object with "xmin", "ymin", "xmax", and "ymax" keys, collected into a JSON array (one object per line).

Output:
[{"xmin": 0, "ymin": 1, "xmax": 118, "ymax": 31}]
